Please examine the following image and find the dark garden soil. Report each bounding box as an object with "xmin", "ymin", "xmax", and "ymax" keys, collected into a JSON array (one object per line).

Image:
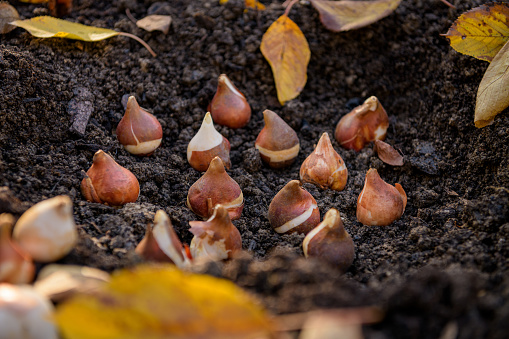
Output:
[{"xmin": 1, "ymin": 0, "xmax": 508, "ymax": 337}]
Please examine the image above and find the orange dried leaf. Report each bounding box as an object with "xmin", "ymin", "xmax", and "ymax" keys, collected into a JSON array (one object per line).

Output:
[
  {"xmin": 310, "ymin": 0, "xmax": 402, "ymax": 32},
  {"xmin": 475, "ymin": 39, "xmax": 509, "ymax": 127},
  {"xmin": 245, "ymin": 0, "xmax": 265, "ymax": 10},
  {"xmin": 443, "ymin": 3, "xmax": 509, "ymax": 62},
  {"xmin": 18, "ymin": 0, "xmax": 49, "ymax": 3},
  {"xmin": 0, "ymin": 3, "xmax": 19, "ymax": 34},
  {"xmin": 260, "ymin": 14, "xmax": 310, "ymax": 105},
  {"xmin": 55, "ymin": 265, "xmax": 275, "ymax": 339},
  {"xmin": 374, "ymin": 140, "xmax": 404, "ymax": 166}
]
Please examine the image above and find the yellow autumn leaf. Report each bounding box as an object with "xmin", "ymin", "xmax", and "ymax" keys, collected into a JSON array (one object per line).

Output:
[
  {"xmin": 55, "ymin": 265, "xmax": 275, "ymax": 339},
  {"xmin": 245, "ymin": 0, "xmax": 266, "ymax": 10},
  {"xmin": 443, "ymin": 3, "xmax": 509, "ymax": 62},
  {"xmin": 475, "ymin": 39, "xmax": 509, "ymax": 127},
  {"xmin": 310, "ymin": 0, "xmax": 402, "ymax": 32},
  {"xmin": 260, "ymin": 14, "xmax": 310, "ymax": 105}
]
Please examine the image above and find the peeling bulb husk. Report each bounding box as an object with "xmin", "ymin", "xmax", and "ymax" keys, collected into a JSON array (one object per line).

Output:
[
  {"xmin": 208, "ymin": 74, "xmax": 251, "ymax": 129},
  {"xmin": 80, "ymin": 150, "xmax": 140, "ymax": 206},
  {"xmin": 356, "ymin": 169, "xmax": 406, "ymax": 226},
  {"xmin": 116, "ymin": 96, "xmax": 163, "ymax": 156},
  {"xmin": 12, "ymin": 196, "xmax": 78, "ymax": 263},
  {"xmin": 303, "ymin": 208, "xmax": 355, "ymax": 274},
  {"xmin": 187, "ymin": 112, "xmax": 231, "ymax": 171},
  {"xmin": 0, "ymin": 214, "xmax": 35, "ymax": 284},
  {"xmin": 335, "ymin": 96, "xmax": 389, "ymax": 151},
  {"xmin": 255, "ymin": 110, "xmax": 300, "ymax": 168},
  {"xmin": 189, "ymin": 204, "xmax": 242, "ymax": 261},
  {"xmin": 300, "ymin": 132, "xmax": 348, "ymax": 191},
  {"xmin": 268, "ymin": 180, "xmax": 320, "ymax": 235},
  {"xmin": 187, "ymin": 156, "xmax": 243, "ymax": 220}
]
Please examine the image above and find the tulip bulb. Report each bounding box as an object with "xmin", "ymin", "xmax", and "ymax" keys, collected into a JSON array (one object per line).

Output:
[
  {"xmin": 335, "ymin": 96, "xmax": 389, "ymax": 151},
  {"xmin": 300, "ymin": 132, "xmax": 348, "ymax": 191},
  {"xmin": 268, "ymin": 180, "xmax": 320, "ymax": 235},
  {"xmin": 187, "ymin": 156, "xmax": 243, "ymax": 220},
  {"xmin": 13, "ymin": 196, "xmax": 78, "ymax": 263},
  {"xmin": 0, "ymin": 214, "xmax": 35, "ymax": 284},
  {"xmin": 189, "ymin": 204, "xmax": 242, "ymax": 261},
  {"xmin": 255, "ymin": 110, "xmax": 300, "ymax": 168},
  {"xmin": 81, "ymin": 150, "xmax": 140, "ymax": 206},
  {"xmin": 303, "ymin": 209, "xmax": 355, "ymax": 274},
  {"xmin": 357, "ymin": 169, "xmax": 407, "ymax": 226},
  {"xmin": 187, "ymin": 112, "xmax": 231, "ymax": 172},
  {"xmin": 135, "ymin": 210, "xmax": 191, "ymax": 268},
  {"xmin": 0, "ymin": 284, "xmax": 58, "ymax": 339},
  {"xmin": 116, "ymin": 96, "xmax": 163, "ymax": 156},
  {"xmin": 208, "ymin": 74, "xmax": 251, "ymax": 129}
]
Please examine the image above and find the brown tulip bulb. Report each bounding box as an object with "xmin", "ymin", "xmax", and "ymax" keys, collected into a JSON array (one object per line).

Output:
[
  {"xmin": 0, "ymin": 214, "xmax": 35, "ymax": 284},
  {"xmin": 303, "ymin": 208, "xmax": 355, "ymax": 274},
  {"xmin": 335, "ymin": 96, "xmax": 389, "ymax": 151},
  {"xmin": 187, "ymin": 156, "xmax": 243, "ymax": 220},
  {"xmin": 187, "ymin": 112, "xmax": 231, "ymax": 172},
  {"xmin": 300, "ymin": 132, "xmax": 348, "ymax": 191},
  {"xmin": 81, "ymin": 150, "xmax": 140, "ymax": 206},
  {"xmin": 189, "ymin": 204, "xmax": 242, "ymax": 261},
  {"xmin": 357, "ymin": 169, "xmax": 407, "ymax": 226},
  {"xmin": 255, "ymin": 110, "xmax": 300, "ymax": 168},
  {"xmin": 208, "ymin": 74, "xmax": 251, "ymax": 129},
  {"xmin": 268, "ymin": 180, "xmax": 320, "ymax": 235},
  {"xmin": 116, "ymin": 96, "xmax": 163, "ymax": 156},
  {"xmin": 135, "ymin": 210, "xmax": 191, "ymax": 268}
]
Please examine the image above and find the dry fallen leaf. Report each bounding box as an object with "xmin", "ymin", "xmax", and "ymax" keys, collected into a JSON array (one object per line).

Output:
[
  {"xmin": 136, "ymin": 15, "xmax": 172, "ymax": 34},
  {"xmin": 310, "ymin": 0, "xmax": 402, "ymax": 32},
  {"xmin": 260, "ymin": 14, "xmax": 310, "ymax": 105},
  {"xmin": 0, "ymin": 2, "xmax": 20, "ymax": 34},
  {"xmin": 18, "ymin": 0, "xmax": 48, "ymax": 3},
  {"xmin": 220, "ymin": 0, "xmax": 265, "ymax": 9},
  {"xmin": 443, "ymin": 3, "xmax": 509, "ymax": 62},
  {"xmin": 374, "ymin": 140, "xmax": 404, "ymax": 166},
  {"xmin": 9, "ymin": 16, "xmax": 156, "ymax": 56},
  {"xmin": 55, "ymin": 265, "xmax": 275, "ymax": 339},
  {"xmin": 475, "ymin": 38, "xmax": 509, "ymax": 127}
]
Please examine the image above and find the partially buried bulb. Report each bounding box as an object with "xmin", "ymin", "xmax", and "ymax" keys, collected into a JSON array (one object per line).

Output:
[
  {"xmin": 335, "ymin": 96, "xmax": 389, "ymax": 151},
  {"xmin": 116, "ymin": 96, "xmax": 163, "ymax": 156},
  {"xmin": 81, "ymin": 150, "xmax": 140, "ymax": 206},
  {"xmin": 357, "ymin": 168, "xmax": 407, "ymax": 226},
  {"xmin": 189, "ymin": 204, "xmax": 242, "ymax": 262},
  {"xmin": 186, "ymin": 156, "xmax": 243, "ymax": 220},
  {"xmin": 303, "ymin": 208, "xmax": 355, "ymax": 274},
  {"xmin": 268, "ymin": 180, "xmax": 320, "ymax": 235},
  {"xmin": 208, "ymin": 74, "xmax": 251, "ymax": 129},
  {"xmin": 187, "ymin": 112, "xmax": 231, "ymax": 172},
  {"xmin": 300, "ymin": 132, "xmax": 348, "ymax": 191},
  {"xmin": 255, "ymin": 110, "xmax": 299, "ymax": 168}
]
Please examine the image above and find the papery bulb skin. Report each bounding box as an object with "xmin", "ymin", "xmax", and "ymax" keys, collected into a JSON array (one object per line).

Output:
[
  {"xmin": 255, "ymin": 110, "xmax": 300, "ymax": 168},
  {"xmin": 335, "ymin": 96, "xmax": 389, "ymax": 151},
  {"xmin": 187, "ymin": 156, "xmax": 243, "ymax": 220},
  {"xmin": 0, "ymin": 214, "xmax": 35, "ymax": 284},
  {"xmin": 189, "ymin": 204, "xmax": 242, "ymax": 261},
  {"xmin": 135, "ymin": 210, "xmax": 191, "ymax": 269},
  {"xmin": 303, "ymin": 209, "xmax": 354, "ymax": 274},
  {"xmin": 300, "ymin": 132, "xmax": 348, "ymax": 191},
  {"xmin": 12, "ymin": 196, "xmax": 78, "ymax": 263},
  {"xmin": 356, "ymin": 169, "xmax": 407, "ymax": 226},
  {"xmin": 116, "ymin": 96, "xmax": 163, "ymax": 156},
  {"xmin": 80, "ymin": 150, "xmax": 140, "ymax": 206},
  {"xmin": 187, "ymin": 112, "xmax": 231, "ymax": 172},
  {"xmin": 268, "ymin": 180, "xmax": 320, "ymax": 235},
  {"xmin": 208, "ymin": 74, "xmax": 251, "ymax": 129}
]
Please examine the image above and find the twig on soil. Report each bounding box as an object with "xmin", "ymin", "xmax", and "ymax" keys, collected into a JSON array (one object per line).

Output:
[
  {"xmin": 118, "ymin": 32, "xmax": 157, "ymax": 57},
  {"xmin": 125, "ymin": 8, "xmax": 137, "ymax": 24},
  {"xmin": 439, "ymin": 0, "xmax": 456, "ymax": 9}
]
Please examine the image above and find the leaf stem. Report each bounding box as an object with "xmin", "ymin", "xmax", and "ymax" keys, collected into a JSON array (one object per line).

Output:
[
  {"xmin": 118, "ymin": 32, "xmax": 157, "ymax": 57},
  {"xmin": 284, "ymin": 0, "xmax": 299, "ymax": 16},
  {"xmin": 439, "ymin": 0, "xmax": 456, "ymax": 9}
]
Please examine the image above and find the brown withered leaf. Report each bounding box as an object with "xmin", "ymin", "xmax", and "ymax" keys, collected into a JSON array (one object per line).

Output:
[
  {"xmin": 443, "ymin": 3, "xmax": 509, "ymax": 62},
  {"xmin": 260, "ymin": 14, "xmax": 310, "ymax": 105},
  {"xmin": 136, "ymin": 14, "xmax": 172, "ymax": 34},
  {"xmin": 374, "ymin": 140, "xmax": 404, "ymax": 166},
  {"xmin": 310, "ymin": 0, "xmax": 402, "ymax": 32},
  {"xmin": 0, "ymin": 2, "xmax": 20, "ymax": 34},
  {"xmin": 475, "ymin": 38, "xmax": 509, "ymax": 128}
]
